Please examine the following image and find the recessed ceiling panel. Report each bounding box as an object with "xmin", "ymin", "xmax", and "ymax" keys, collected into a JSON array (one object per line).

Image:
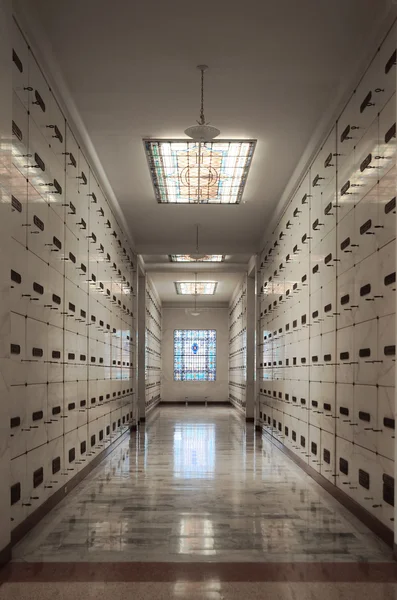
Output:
[
  {"xmin": 144, "ymin": 140, "xmax": 256, "ymax": 204},
  {"xmin": 175, "ymin": 281, "xmax": 218, "ymax": 295},
  {"xmin": 170, "ymin": 254, "xmax": 225, "ymax": 262}
]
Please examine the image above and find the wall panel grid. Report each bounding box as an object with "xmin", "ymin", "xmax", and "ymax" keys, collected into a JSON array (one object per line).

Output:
[
  {"xmin": 257, "ymin": 22, "xmax": 396, "ymax": 532},
  {"xmin": 9, "ymin": 19, "xmax": 137, "ymax": 529},
  {"xmin": 229, "ymin": 278, "xmax": 247, "ymax": 413},
  {"xmin": 145, "ymin": 278, "xmax": 162, "ymax": 413}
]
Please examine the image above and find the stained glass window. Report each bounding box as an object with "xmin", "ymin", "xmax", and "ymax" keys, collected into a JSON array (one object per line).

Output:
[
  {"xmin": 170, "ymin": 255, "xmax": 224, "ymax": 263},
  {"xmin": 144, "ymin": 139, "xmax": 256, "ymax": 204},
  {"xmin": 174, "ymin": 330, "xmax": 216, "ymax": 381},
  {"xmin": 175, "ymin": 281, "xmax": 217, "ymax": 295}
]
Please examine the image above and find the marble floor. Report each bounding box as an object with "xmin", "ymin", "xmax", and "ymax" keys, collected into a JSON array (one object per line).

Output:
[
  {"xmin": 9, "ymin": 406, "xmax": 393, "ymax": 564},
  {"xmin": 1, "ymin": 407, "xmax": 397, "ymax": 599}
]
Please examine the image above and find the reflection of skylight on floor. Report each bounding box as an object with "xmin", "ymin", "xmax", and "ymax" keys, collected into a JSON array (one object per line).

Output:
[
  {"xmin": 175, "ymin": 281, "xmax": 217, "ymax": 295},
  {"xmin": 170, "ymin": 255, "xmax": 224, "ymax": 263},
  {"xmin": 173, "ymin": 423, "xmax": 215, "ymax": 480},
  {"xmin": 144, "ymin": 139, "xmax": 256, "ymax": 204}
]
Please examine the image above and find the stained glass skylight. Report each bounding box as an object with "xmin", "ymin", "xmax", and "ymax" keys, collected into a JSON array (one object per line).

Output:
[
  {"xmin": 170, "ymin": 255, "xmax": 224, "ymax": 263},
  {"xmin": 175, "ymin": 281, "xmax": 218, "ymax": 295},
  {"xmin": 144, "ymin": 139, "xmax": 256, "ymax": 204}
]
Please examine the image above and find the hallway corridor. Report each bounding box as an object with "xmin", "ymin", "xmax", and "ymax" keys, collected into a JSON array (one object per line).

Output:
[
  {"xmin": 2, "ymin": 1, "xmax": 397, "ymax": 597},
  {"xmin": 11, "ymin": 407, "xmax": 392, "ymax": 564}
]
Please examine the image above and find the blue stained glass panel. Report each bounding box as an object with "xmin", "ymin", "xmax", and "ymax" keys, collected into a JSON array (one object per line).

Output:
[{"xmin": 174, "ymin": 329, "xmax": 216, "ymax": 381}]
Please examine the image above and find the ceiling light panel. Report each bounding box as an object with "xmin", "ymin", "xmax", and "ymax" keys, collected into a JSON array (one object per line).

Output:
[
  {"xmin": 144, "ymin": 140, "xmax": 256, "ymax": 204},
  {"xmin": 175, "ymin": 281, "xmax": 218, "ymax": 295},
  {"xmin": 170, "ymin": 254, "xmax": 224, "ymax": 262}
]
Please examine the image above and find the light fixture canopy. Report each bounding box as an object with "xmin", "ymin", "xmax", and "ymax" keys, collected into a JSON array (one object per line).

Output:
[
  {"xmin": 184, "ymin": 124, "xmax": 221, "ymax": 143},
  {"xmin": 184, "ymin": 65, "xmax": 220, "ymax": 142}
]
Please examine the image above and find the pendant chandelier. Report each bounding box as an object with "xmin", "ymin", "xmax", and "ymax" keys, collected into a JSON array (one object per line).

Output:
[
  {"xmin": 184, "ymin": 65, "xmax": 220, "ymax": 143},
  {"xmin": 190, "ymin": 272, "xmax": 201, "ymax": 317},
  {"xmin": 190, "ymin": 224, "xmax": 207, "ymax": 261}
]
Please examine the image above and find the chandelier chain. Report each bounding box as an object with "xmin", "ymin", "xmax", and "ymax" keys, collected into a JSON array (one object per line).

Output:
[
  {"xmin": 199, "ymin": 68, "xmax": 205, "ymax": 125},
  {"xmin": 194, "ymin": 271, "xmax": 198, "ymax": 311},
  {"xmin": 185, "ymin": 64, "xmax": 220, "ymax": 142}
]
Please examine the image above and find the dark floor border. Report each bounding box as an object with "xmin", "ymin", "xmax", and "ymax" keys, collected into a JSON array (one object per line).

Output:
[
  {"xmin": 262, "ymin": 429, "xmax": 394, "ymax": 549},
  {"xmin": 10, "ymin": 428, "xmax": 132, "ymax": 548},
  {"xmin": 2, "ymin": 561, "xmax": 397, "ymax": 583}
]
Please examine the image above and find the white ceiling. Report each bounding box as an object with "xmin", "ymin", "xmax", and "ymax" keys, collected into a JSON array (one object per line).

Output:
[
  {"xmin": 15, "ymin": 0, "xmax": 397, "ymax": 259},
  {"xmin": 15, "ymin": 0, "xmax": 396, "ymax": 306}
]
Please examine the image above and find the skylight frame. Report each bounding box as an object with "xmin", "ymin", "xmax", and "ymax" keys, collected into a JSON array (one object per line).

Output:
[
  {"xmin": 169, "ymin": 254, "xmax": 225, "ymax": 263},
  {"xmin": 144, "ymin": 139, "xmax": 256, "ymax": 204},
  {"xmin": 175, "ymin": 281, "xmax": 218, "ymax": 295}
]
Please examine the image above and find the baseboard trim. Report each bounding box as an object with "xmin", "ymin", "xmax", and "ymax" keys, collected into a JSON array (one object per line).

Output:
[
  {"xmin": 145, "ymin": 400, "xmax": 161, "ymax": 416},
  {"xmin": 11, "ymin": 428, "xmax": 132, "ymax": 548},
  {"xmin": 230, "ymin": 403, "xmax": 246, "ymax": 415},
  {"xmin": 262, "ymin": 429, "xmax": 394, "ymax": 549}
]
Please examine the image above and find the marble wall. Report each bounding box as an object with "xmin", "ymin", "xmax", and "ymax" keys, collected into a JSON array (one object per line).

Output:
[
  {"xmin": 257, "ymin": 22, "xmax": 396, "ymax": 534},
  {"xmin": 229, "ymin": 277, "xmax": 248, "ymax": 414},
  {"xmin": 145, "ymin": 276, "xmax": 162, "ymax": 413},
  {"xmin": 7, "ymin": 17, "xmax": 137, "ymax": 537},
  {"xmin": 0, "ymin": 0, "xmax": 12, "ymax": 559}
]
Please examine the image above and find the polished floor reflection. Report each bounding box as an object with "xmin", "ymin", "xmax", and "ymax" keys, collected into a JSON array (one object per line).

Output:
[{"xmin": 12, "ymin": 407, "xmax": 393, "ymax": 563}]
